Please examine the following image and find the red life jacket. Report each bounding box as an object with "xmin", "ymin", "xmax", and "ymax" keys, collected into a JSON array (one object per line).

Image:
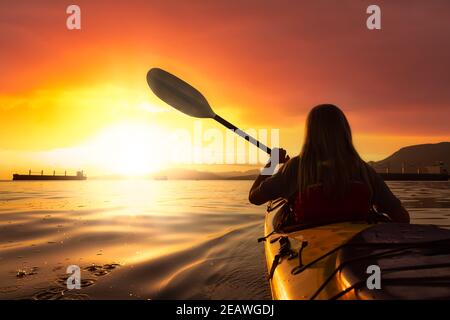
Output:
[{"xmin": 292, "ymin": 182, "xmax": 371, "ymax": 224}]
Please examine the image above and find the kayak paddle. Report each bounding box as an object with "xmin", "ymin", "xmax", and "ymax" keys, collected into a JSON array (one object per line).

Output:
[{"xmin": 146, "ymin": 68, "xmax": 272, "ymax": 155}]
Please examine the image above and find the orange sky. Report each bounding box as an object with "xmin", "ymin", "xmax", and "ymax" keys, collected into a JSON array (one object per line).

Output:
[{"xmin": 0, "ymin": 0, "xmax": 449, "ymax": 179}]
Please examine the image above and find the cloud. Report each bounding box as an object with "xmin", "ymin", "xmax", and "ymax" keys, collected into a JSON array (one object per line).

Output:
[{"xmin": 0, "ymin": 0, "xmax": 449, "ymax": 138}]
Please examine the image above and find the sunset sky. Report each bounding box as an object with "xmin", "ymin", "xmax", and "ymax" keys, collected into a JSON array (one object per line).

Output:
[{"xmin": 1, "ymin": 0, "xmax": 449, "ymax": 179}]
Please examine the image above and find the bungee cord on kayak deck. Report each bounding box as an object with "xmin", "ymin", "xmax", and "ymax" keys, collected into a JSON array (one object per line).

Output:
[
  {"xmin": 293, "ymin": 237, "xmax": 450, "ymax": 300},
  {"xmin": 329, "ymin": 275, "xmax": 450, "ymax": 300},
  {"xmin": 291, "ymin": 237, "xmax": 450, "ymax": 276}
]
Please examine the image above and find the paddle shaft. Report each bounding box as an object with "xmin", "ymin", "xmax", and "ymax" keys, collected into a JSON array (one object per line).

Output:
[{"xmin": 213, "ymin": 115, "xmax": 272, "ymax": 155}]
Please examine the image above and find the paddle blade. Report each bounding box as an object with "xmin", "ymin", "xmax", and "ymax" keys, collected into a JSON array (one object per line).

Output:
[{"xmin": 147, "ymin": 68, "xmax": 216, "ymax": 118}]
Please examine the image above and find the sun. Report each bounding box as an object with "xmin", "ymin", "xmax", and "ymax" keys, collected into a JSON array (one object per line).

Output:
[{"xmin": 88, "ymin": 122, "xmax": 167, "ymax": 176}]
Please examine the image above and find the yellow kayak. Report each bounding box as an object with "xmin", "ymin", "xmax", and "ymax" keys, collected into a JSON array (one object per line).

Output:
[{"xmin": 263, "ymin": 201, "xmax": 450, "ymax": 300}]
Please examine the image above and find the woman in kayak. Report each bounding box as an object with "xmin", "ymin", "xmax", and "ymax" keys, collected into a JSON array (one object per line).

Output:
[{"xmin": 249, "ymin": 104, "xmax": 410, "ymax": 224}]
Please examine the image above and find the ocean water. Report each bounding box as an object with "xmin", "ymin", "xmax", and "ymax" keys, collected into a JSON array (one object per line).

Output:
[{"xmin": 0, "ymin": 180, "xmax": 449, "ymax": 300}]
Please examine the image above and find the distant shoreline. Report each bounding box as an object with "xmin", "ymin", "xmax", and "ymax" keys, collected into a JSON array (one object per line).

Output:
[
  {"xmin": 2, "ymin": 176, "xmax": 449, "ymax": 182},
  {"xmin": 2, "ymin": 142, "xmax": 448, "ymax": 182}
]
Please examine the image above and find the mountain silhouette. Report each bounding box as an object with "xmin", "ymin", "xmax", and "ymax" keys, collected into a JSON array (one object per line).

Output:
[{"xmin": 370, "ymin": 142, "xmax": 450, "ymax": 173}]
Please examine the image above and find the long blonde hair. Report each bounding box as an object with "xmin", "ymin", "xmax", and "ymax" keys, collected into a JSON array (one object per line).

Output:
[{"xmin": 298, "ymin": 104, "xmax": 372, "ymax": 200}]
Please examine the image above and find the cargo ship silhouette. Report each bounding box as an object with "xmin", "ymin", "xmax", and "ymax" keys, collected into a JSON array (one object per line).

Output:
[{"xmin": 12, "ymin": 170, "xmax": 87, "ymax": 181}]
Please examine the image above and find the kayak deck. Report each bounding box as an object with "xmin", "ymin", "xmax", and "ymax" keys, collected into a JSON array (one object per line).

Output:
[
  {"xmin": 264, "ymin": 207, "xmax": 450, "ymax": 300},
  {"xmin": 264, "ymin": 208, "xmax": 371, "ymax": 300}
]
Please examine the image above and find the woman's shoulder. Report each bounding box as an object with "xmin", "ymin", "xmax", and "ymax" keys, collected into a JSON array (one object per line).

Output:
[
  {"xmin": 278, "ymin": 155, "xmax": 300, "ymax": 175},
  {"xmin": 287, "ymin": 155, "xmax": 300, "ymax": 166},
  {"xmin": 284, "ymin": 155, "xmax": 300, "ymax": 168}
]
